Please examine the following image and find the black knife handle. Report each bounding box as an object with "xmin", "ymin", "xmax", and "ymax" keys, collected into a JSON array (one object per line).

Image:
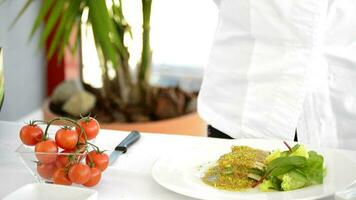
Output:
[{"xmin": 115, "ymin": 131, "xmax": 141, "ymax": 153}]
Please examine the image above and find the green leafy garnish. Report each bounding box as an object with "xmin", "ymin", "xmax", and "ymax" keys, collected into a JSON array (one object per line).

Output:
[
  {"xmin": 270, "ymin": 176, "xmax": 282, "ymax": 191},
  {"xmin": 281, "ymin": 169, "xmax": 308, "ymax": 191},
  {"xmin": 290, "ymin": 145, "xmax": 309, "ymax": 158},
  {"xmin": 290, "ymin": 144, "xmax": 301, "ymax": 152},
  {"xmin": 259, "ymin": 179, "xmax": 274, "ymax": 192},
  {"xmin": 256, "ymin": 142, "xmax": 326, "ymax": 192},
  {"xmin": 266, "ymin": 156, "xmax": 306, "ymax": 176},
  {"xmin": 302, "ymin": 151, "xmax": 324, "ymax": 184},
  {"xmin": 265, "ymin": 150, "xmax": 281, "ymax": 164}
]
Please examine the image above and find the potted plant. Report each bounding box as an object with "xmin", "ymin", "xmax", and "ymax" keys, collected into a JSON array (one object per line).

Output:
[{"xmin": 15, "ymin": 0, "xmax": 205, "ymax": 136}]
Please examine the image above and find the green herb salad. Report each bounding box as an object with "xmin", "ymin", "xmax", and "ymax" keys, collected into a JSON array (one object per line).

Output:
[{"xmin": 202, "ymin": 142, "xmax": 326, "ymax": 192}]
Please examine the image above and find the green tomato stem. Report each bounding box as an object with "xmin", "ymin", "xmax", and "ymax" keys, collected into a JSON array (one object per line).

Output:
[
  {"xmin": 29, "ymin": 119, "xmax": 47, "ymax": 125},
  {"xmin": 43, "ymin": 117, "xmax": 86, "ymax": 142},
  {"xmin": 86, "ymin": 141, "xmax": 102, "ymax": 152}
]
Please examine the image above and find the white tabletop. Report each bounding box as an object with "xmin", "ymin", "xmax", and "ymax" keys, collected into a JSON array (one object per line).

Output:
[
  {"xmin": 0, "ymin": 121, "xmax": 355, "ymax": 199},
  {"xmin": 0, "ymin": 121, "xmax": 201, "ymax": 200}
]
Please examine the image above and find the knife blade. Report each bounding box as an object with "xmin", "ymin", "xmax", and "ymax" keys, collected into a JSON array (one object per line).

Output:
[{"xmin": 109, "ymin": 130, "xmax": 141, "ymax": 165}]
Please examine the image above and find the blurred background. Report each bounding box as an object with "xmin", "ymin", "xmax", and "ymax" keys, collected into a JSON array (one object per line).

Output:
[{"xmin": 0, "ymin": 0, "xmax": 218, "ymax": 136}]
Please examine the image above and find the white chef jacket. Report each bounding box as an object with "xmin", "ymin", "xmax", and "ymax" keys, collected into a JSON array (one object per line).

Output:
[{"xmin": 198, "ymin": 0, "xmax": 356, "ymax": 149}]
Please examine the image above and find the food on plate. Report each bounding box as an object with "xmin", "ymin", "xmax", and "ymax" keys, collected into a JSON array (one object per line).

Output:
[
  {"xmin": 202, "ymin": 142, "xmax": 325, "ymax": 192},
  {"xmin": 202, "ymin": 146, "xmax": 269, "ymax": 190},
  {"xmin": 18, "ymin": 115, "xmax": 108, "ymax": 187}
]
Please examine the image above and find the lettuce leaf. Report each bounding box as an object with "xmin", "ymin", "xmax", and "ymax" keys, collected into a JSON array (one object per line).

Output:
[
  {"xmin": 265, "ymin": 150, "xmax": 281, "ymax": 164},
  {"xmin": 290, "ymin": 145, "xmax": 309, "ymax": 159},
  {"xmin": 281, "ymin": 169, "xmax": 308, "ymax": 191},
  {"xmin": 270, "ymin": 176, "xmax": 282, "ymax": 191},
  {"xmin": 302, "ymin": 151, "xmax": 324, "ymax": 184},
  {"xmin": 259, "ymin": 179, "xmax": 274, "ymax": 192},
  {"xmin": 259, "ymin": 143, "xmax": 325, "ymax": 192},
  {"xmin": 266, "ymin": 156, "xmax": 307, "ymax": 177}
]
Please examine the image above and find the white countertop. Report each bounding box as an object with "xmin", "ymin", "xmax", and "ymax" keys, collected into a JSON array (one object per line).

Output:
[
  {"xmin": 0, "ymin": 121, "xmax": 205, "ymax": 200},
  {"xmin": 0, "ymin": 121, "xmax": 355, "ymax": 199}
]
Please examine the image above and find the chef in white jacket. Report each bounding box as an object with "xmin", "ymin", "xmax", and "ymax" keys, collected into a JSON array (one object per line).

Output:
[{"xmin": 198, "ymin": 0, "xmax": 356, "ymax": 149}]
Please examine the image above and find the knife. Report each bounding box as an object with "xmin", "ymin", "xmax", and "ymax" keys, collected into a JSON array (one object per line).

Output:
[{"xmin": 109, "ymin": 130, "xmax": 141, "ymax": 165}]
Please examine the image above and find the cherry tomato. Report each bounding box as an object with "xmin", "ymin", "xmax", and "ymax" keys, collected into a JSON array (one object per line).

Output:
[
  {"xmin": 37, "ymin": 162, "xmax": 57, "ymax": 180},
  {"xmin": 56, "ymin": 150, "xmax": 74, "ymax": 168},
  {"xmin": 83, "ymin": 167, "xmax": 102, "ymax": 187},
  {"xmin": 76, "ymin": 117, "xmax": 100, "ymax": 140},
  {"xmin": 55, "ymin": 128, "xmax": 78, "ymax": 150},
  {"xmin": 53, "ymin": 168, "xmax": 72, "ymax": 185},
  {"xmin": 68, "ymin": 164, "xmax": 91, "ymax": 184},
  {"xmin": 35, "ymin": 140, "xmax": 58, "ymax": 164},
  {"xmin": 19, "ymin": 124, "xmax": 43, "ymax": 146},
  {"xmin": 86, "ymin": 151, "xmax": 109, "ymax": 171},
  {"xmin": 75, "ymin": 139, "xmax": 87, "ymax": 153}
]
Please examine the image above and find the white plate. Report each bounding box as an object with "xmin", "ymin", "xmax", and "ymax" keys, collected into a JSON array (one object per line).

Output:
[
  {"xmin": 3, "ymin": 183, "xmax": 98, "ymax": 200},
  {"xmin": 152, "ymin": 139, "xmax": 356, "ymax": 200}
]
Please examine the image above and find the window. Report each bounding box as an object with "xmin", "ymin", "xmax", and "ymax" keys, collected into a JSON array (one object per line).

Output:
[{"xmin": 82, "ymin": 0, "xmax": 218, "ymax": 89}]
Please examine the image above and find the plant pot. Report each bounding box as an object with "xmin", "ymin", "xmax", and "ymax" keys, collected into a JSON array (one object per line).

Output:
[{"xmin": 43, "ymin": 99, "xmax": 207, "ymax": 137}]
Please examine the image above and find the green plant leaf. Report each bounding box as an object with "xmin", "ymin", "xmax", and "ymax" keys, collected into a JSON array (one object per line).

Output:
[
  {"xmin": 88, "ymin": 0, "xmax": 120, "ymax": 67},
  {"xmin": 10, "ymin": 0, "xmax": 34, "ymax": 29},
  {"xmin": 39, "ymin": 0, "xmax": 65, "ymax": 48},
  {"xmin": 47, "ymin": 0, "xmax": 82, "ymax": 60},
  {"xmin": 269, "ymin": 165, "xmax": 296, "ymax": 177},
  {"xmin": 302, "ymin": 151, "xmax": 324, "ymax": 184},
  {"xmin": 291, "ymin": 144, "xmax": 301, "ymax": 152},
  {"xmin": 259, "ymin": 179, "xmax": 274, "ymax": 192},
  {"xmin": 270, "ymin": 176, "xmax": 282, "ymax": 191},
  {"xmin": 138, "ymin": 0, "xmax": 152, "ymax": 84},
  {"xmin": 281, "ymin": 169, "xmax": 308, "ymax": 191},
  {"xmin": 57, "ymin": 17, "xmax": 78, "ymax": 61},
  {"xmin": 29, "ymin": 0, "xmax": 53, "ymax": 40},
  {"xmin": 266, "ymin": 156, "xmax": 307, "ymax": 176}
]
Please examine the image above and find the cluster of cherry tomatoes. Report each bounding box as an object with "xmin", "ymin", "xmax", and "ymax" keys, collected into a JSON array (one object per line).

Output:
[{"xmin": 19, "ymin": 116, "xmax": 109, "ymax": 187}]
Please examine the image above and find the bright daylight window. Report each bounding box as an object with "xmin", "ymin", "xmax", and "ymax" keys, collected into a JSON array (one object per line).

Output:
[{"xmin": 81, "ymin": 0, "xmax": 218, "ymax": 90}]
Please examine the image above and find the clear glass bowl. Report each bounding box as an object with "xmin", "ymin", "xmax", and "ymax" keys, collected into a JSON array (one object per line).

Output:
[{"xmin": 16, "ymin": 144, "xmax": 87, "ymax": 183}]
